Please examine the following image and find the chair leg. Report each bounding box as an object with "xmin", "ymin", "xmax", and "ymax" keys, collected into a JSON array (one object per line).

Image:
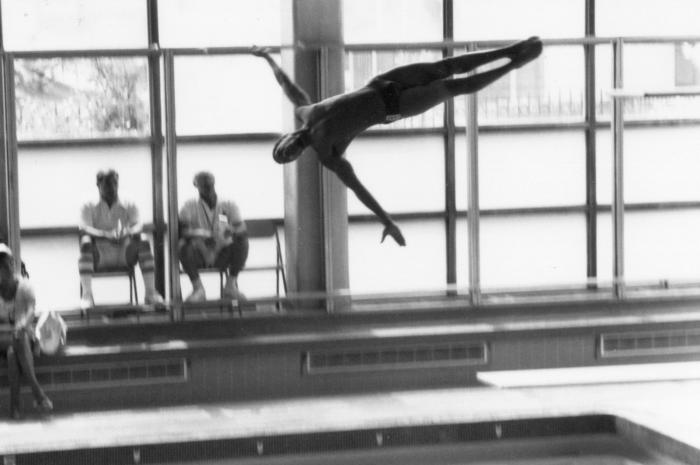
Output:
[
  {"xmin": 275, "ymin": 268, "xmax": 281, "ymax": 312},
  {"xmin": 131, "ymin": 273, "xmax": 139, "ymax": 305},
  {"xmin": 79, "ymin": 283, "xmax": 87, "ymax": 319},
  {"xmin": 219, "ymin": 270, "xmax": 232, "ymax": 315},
  {"xmin": 220, "ymin": 271, "xmax": 224, "ymax": 315}
]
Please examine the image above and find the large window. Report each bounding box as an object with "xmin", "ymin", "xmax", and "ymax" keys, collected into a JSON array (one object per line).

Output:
[
  {"xmin": 15, "ymin": 57, "xmax": 150, "ymax": 140},
  {"xmin": 18, "ymin": 146, "xmax": 153, "ymax": 228},
  {"xmin": 596, "ymin": 43, "xmax": 700, "ymax": 122},
  {"xmin": 457, "ymin": 214, "xmax": 587, "ymax": 290},
  {"xmin": 158, "ymin": 0, "xmax": 282, "ymax": 48},
  {"xmin": 456, "ymin": 131, "xmax": 586, "ymax": 211},
  {"xmin": 2, "ymin": 0, "xmax": 147, "ymax": 51},
  {"xmin": 466, "ymin": 45, "xmax": 585, "ymax": 126},
  {"xmin": 349, "ymin": 220, "xmax": 446, "ymax": 294},
  {"xmin": 343, "ymin": 0, "xmax": 442, "ymax": 44},
  {"xmin": 173, "ymin": 55, "xmax": 284, "ymax": 135},
  {"xmin": 453, "ymin": 0, "xmax": 584, "ymax": 40},
  {"xmin": 4, "ymin": 1, "xmax": 154, "ymax": 312},
  {"xmin": 345, "ymin": 136, "xmax": 445, "ymax": 215},
  {"xmin": 3, "ymin": 0, "xmax": 700, "ymax": 314},
  {"xmin": 176, "ymin": 143, "xmax": 284, "ymax": 220},
  {"xmin": 597, "ymin": 0, "xmax": 700, "ymax": 37}
]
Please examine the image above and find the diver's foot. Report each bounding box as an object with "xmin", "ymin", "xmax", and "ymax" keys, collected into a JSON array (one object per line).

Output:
[{"xmin": 511, "ymin": 36, "xmax": 542, "ymax": 68}]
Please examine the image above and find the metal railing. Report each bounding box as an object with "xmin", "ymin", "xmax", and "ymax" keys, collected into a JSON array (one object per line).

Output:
[{"xmin": 4, "ymin": 36, "xmax": 700, "ymax": 318}]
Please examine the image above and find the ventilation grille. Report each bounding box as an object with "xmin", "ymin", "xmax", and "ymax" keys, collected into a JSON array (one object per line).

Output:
[
  {"xmin": 0, "ymin": 358, "xmax": 188, "ymax": 391},
  {"xmin": 304, "ymin": 342, "xmax": 488, "ymax": 374},
  {"xmin": 600, "ymin": 328, "xmax": 700, "ymax": 358}
]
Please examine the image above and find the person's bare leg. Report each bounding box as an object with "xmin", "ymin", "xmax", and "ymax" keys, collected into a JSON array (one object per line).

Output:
[
  {"xmin": 447, "ymin": 38, "xmax": 541, "ymax": 94},
  {"xmin": 376, "ymin": 37, "xmax": 541, "ymax": 87},
  {"xmin": 397, "ymin": 42, "xmax": 541, "ymax": 118},
  {"xmin": 78, "ymin": 235, "xmax": 96, "ymax": 309},
  {"xmin": 13, "ymin": 330, "xmax": 52, "ymax": 412},
  {"xmin": 127, "ymin": 237, "xmax": 163, "ymax": 305},
  {"xmin": 7, "ymin": 347, "xmax": 21, "ymax": 419}
]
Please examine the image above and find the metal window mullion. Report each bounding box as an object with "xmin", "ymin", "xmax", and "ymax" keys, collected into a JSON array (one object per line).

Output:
[
  {"xmin": 584, "ymin": 0, "xmax": 598, "ymax": 284},
  {"xmin": 163, "ymin": 51, "xmax": 181, "ymax": 318},
  {"xmin": 147, "ymin": 0, "xmax": 165, "ymax": 296},
  {"xmin": 12, "ymin": 49, "xmax": 155, "ymax": 59},
  {"xmin": 443, "ymin": 0, "xmax": 457, "ymax": 292},
  {"xmin": 466, "ymin": 89, "xmax": 480, "ymax": 305},
  {"xmin": 0, "ymin": 55, "xmax": 7, "ymax": 245},
  {"xmin": 612, "ymin": 38, "xmax": 625, "ymax": 299},
  {"xmin": 319, "ymin": 46, "xmax": 335, "ymax": 312},
  {"xmin": 2, "ymin": 54, "xmax": 20, "ymax": 262}
]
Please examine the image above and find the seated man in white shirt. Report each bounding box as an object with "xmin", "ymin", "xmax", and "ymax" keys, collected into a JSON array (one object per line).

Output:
[
  {"xmin": 78, "ymin": 169, "xmax": 165, "ymax": 309},
  {"xmin": 179, "ymin": 171, "xmax": 249, "ymax": 302}
]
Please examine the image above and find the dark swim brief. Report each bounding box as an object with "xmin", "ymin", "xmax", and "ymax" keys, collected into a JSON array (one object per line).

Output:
[{"xmin": 368, "ymin": 78, "xmax": 403, "ymax": 123}]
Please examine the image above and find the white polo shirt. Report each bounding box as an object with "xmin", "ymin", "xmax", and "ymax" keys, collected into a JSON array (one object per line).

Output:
[
  {"xmin": 0, "ymin": 278, "xmax": 35, "ymax": 325},
  {"xmin": 80, "ymin": 199, "xmax": 140, "ymax": 265},
  {"xmin": 80, "ymin": 199, "xmax": 139, "ymax": 231},
  {"xmin": 179, "ymin": 198, "xmax": 245, "ymax": 262}
]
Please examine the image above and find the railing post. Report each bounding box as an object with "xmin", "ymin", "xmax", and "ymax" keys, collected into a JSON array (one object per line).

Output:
[
  {"xmin": 612, "ymin": 38, "xmax": 625, "ymax": 299},
  {"xmin": 163, "ymin": 50, "xmax": 182, "ymax": 320},
  {"xmin": 466, "ymin": 63, "xmax": 481, "ymax": 305}
]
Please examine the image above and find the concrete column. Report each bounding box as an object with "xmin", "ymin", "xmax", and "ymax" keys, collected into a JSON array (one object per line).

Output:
[{"xmin": 281, "ymin": 0, "xmax": 349, "ymax": 310}]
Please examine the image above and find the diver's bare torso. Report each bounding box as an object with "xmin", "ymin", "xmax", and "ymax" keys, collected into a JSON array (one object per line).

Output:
[{"xmin": 295, "ymin": 85, "xmax": 388, "ymax": 160}]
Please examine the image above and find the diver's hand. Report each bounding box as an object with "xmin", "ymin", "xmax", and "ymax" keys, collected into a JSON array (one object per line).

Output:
[
  {"xmin": 381, "ymin": 223, "xmax": 406, "ymax": 246},
  {"xmin": 251, "ymin": 45, "xmax": 272, "ymax": 58}
]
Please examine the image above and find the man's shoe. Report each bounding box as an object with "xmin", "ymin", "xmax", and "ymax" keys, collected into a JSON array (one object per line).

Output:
[
  {"xmin": 145, "ymin": 292, "xmax": 165, "ymax": 306},
  {"xmin": 222, "ymin": 277, "xmax": 246, "ymax": 301},
  {"xmin": 80, "ymin": 294, "xmax": 94, "ymax": 311},
  {"xmin": 222, "ymin": 287, "xmax": 246, "ymax": 301},
  {"xmin": 186, "ymin": 287, "xmax": 206, "ymax": 303}
]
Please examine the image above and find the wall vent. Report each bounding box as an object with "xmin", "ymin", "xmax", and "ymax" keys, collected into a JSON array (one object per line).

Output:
[
  {"xmin": 0, "ymin": 358, "xmax": 188, "ymax": 391},
  {"xmin": 600, "ymin": 328, "xmax": 700, "ymax": 358},
  {"xmin": 303, "ymin": 342, "xmax": 488, "ymax": 374}
]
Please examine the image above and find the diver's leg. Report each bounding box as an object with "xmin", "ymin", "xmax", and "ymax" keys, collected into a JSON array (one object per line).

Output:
[
  {"xmin": 377, "ymin": 36, "xmax": 541, "ymax": 87},
  {"xmin": 397, "ymin": 58, "xmax": 529, "ymax": 117}
]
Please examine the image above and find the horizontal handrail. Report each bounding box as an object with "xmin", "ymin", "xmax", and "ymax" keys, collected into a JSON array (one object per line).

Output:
[{"xmin": 4, "ymin": 35, "xmax": 700, "ymax": 59}]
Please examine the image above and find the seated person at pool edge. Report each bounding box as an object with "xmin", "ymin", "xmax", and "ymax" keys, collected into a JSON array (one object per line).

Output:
[
  {"xmin": 179, "ymin": 171, "xmax": 249, "ymax": 302},
  {"xmin": 0, "ymin": 244, "xmax": 53, "ymax": 419},
  {"xmin": 78, "ymin": 169, "xmax": 165, "ymax": 309},
  {"xmin": 252, "ymin": 36, "xmax": 542, "ymax": 246}
]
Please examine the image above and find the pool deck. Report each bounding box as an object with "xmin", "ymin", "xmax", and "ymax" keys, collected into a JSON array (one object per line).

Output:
[{"xmin": 0, "ymin": 363, "xmax": 699, "ymax": 461}]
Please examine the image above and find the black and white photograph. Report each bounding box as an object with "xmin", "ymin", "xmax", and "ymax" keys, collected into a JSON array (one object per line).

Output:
[{"xmin": 0, "ymin": 0, "xmax": 699, "ymax": 463}]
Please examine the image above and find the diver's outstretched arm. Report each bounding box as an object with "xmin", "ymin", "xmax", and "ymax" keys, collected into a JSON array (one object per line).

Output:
[
  {"xmin": 251, "ymin": 46, "xmax": 312, "ymax": 107},
  {"xmin": 322, "ymin": 156, "xmax": 406, "ymax": 246}
]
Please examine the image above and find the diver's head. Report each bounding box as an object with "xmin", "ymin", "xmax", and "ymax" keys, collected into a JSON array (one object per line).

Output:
[{"xmin": 272, "ymin": 129, "xmax": 311, "ymax": 164}]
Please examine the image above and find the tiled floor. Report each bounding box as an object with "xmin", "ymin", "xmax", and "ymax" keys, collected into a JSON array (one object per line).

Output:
[{"xmin": 0, "ymin": 368, "xmax": 699, "ymax": 459}]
